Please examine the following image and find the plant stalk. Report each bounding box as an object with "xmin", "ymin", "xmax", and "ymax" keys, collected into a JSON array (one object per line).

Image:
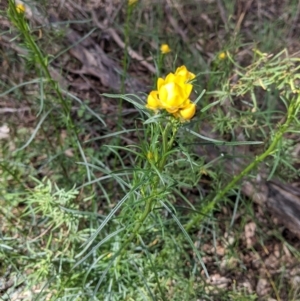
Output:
[{"xmin": 185, "ymin": 94, "xmax": 300, "ymax": 231}]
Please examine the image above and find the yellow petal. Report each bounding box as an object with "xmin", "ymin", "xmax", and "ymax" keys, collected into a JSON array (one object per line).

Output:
[
  {"xmin": 165, "ymin": 107, "xmax": 180, "ymax": 114},
  {"xmin": 178, "ymin": 82, "xmax": 193, "ymax": 100},
  {"xmin": 175, "ymin": 65, "xmax": 196, "ymax": 81},
  {"xmin": 178, "ymin": 102, "xmax": 196, "ymax": 120},
  {"xmin": 175, "ymin": 66, "xmax": 187, "ymax": 75},
  {"xmin": 180, "ymin": 99, "xmax": 191, "ymax": 108},
  {"xmin": 158, "ymin": 82, "xmax": 176, "ymax": 105},
  {"xmin": 164, "ymin": 73, "xmax": 176, "ymax": 84},
  {"xmin": 146, "ymin": 91, "xmax": 161, "ymax": 110},
  {"xmin": 169, "ymin": 76, "xmax": 193, "ymax": 100},
  {"xmin": 157, "ymin": 77, "xmax": 165, "ymax": 90}
]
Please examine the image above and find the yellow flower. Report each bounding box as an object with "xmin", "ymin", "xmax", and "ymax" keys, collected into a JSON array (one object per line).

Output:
[
  {"xmin": 146, "ymin": 65, "xmax": 197, "ymax": 121},
  {"xmin": 16, "ymin": 3, "xmax": 25, "ymax": 13},
  {"xmin": 160, "ymin": 44, "xmax": 171, "ymax": 54},
  {"xmin": 218, "ymin": 52, "xmax": 227, "ymax": 60},
  {"xmin": 128, "ymin": 0, "xmax": 138, "ymax": 5}
]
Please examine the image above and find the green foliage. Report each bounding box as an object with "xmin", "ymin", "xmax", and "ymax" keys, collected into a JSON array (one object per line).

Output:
[{"xmin": 1, "ymin": 0, "xmax": 300, "ymax": 300}]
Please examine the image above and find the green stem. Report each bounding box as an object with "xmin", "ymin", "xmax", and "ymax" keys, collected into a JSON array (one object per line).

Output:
[
  {"xmin": 15, "ymin": 10, "xmax": 69, "ymax": 115},
  {"xmin": 118, "ymin": 2, "xmax": 132, "ymax": 121},
  {"xmin": 10, "ymin": 0, "xmax": 84, "ymax": 182},
  {"xmin": 158, "ymin": 121, "xmax": 172, "ymax": 170},
  {"xmin": 119, "ymin": 194, "xmax": 156, "ymax": 257},
  {"xmin": 185, "ymin": 94, "xmax": 299, "ymax": 231},
  {"xmin": 119, "ymin": 120, "xmax": 178, "ymax": 256},
  {"xmin": 112, "ymin": 2, "xmax": 132, "ymax": 174}
]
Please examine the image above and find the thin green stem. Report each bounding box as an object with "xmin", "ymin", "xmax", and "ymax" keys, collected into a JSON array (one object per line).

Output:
[
  {"xmin": 185, "ymin": 94, "xmax": 300, "ymax": 231},
  {"xmin": 14, "ymin": 10, "xmax": 69, "ymax": 115},
  {"xmin": 9, "ymin": 0, "xmax": 85, "ymax": 182},
  {"xmin": 112, "ymin": 2, "xmax": 133, "ymax": 174},
  {"xmin": 119, "ymin": 120, "xmax": 178, "ymax": 257},
  {"xmin": 158, "ymin": 121, "xmax": 173, "ymax": 170},
  {"xmin": 119, "ymin": 194, "xmax": 156, "ymax": 257},
  {"xmin": 118, "ymin": 2, "xmax": 132, "ymax": 121}
]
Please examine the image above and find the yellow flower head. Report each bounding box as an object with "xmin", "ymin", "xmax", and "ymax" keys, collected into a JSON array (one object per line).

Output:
[
  {"xmin": 16, "ymin": 3, "xmax": 25, "ymax": 14},
  {"xmin": 218, "ymin": 52, "xmax": 227, "ymax": 60},
  {"xmin": 160, "ymin": 44, "xmax": 171, "ymax": 54},
  {"xmin": 128, "ymin": 0, "xmax": 138, "ymax": 5},
  {"xmin": 146, "ymin": 65, "xmax": 196, "ymax": 121}
]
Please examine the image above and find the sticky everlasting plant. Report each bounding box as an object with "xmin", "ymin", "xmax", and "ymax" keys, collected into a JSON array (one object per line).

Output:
[
  {"xmin": 119, "ymin": 65, "xmax": 199, "ymax": 245},
  {"xmin": 96, "ymin": 54, "xmax": 300, "ymax": 284},
  {"xmin": 78, "ymin": 65, "xmax": 207, "ymax": 287}
]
